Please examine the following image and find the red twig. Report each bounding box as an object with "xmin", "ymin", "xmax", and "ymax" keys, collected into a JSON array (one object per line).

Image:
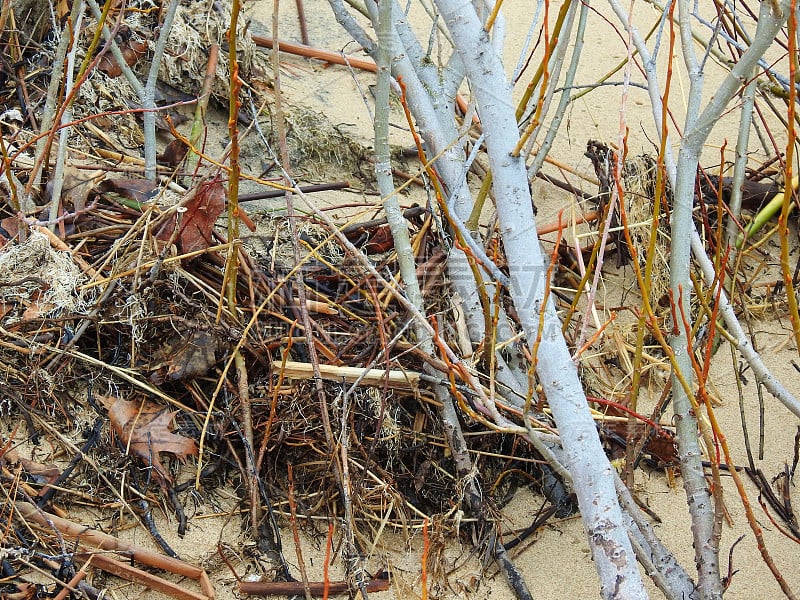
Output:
[
  {"xmin": 239, "ymin": 577, "xmax": 389, "ymax": 596},
  {"xmin": 586, "ymin": 396, "xmax": 674, "ymax": 438}
]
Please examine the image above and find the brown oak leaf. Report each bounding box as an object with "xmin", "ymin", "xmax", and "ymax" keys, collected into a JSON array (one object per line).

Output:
[{"xmin": 100, "ymin": 396, "xmax": 197, "ymax": 487}]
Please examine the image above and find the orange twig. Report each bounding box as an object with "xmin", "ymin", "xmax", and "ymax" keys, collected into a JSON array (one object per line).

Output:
[
  {"xmin": 536, "ymin": 210, "xmax": 599, "ymax": 236},
  {"xmin": 573, "ymin": 312, "xmax": 618, "ymax": 360},
  {"xmin": 239, "ymin": 577, "xmax": 390, "ymax": 596},
  {"xmin": 252, "ymin": 35, "xmax": 377, "ymax": 72},
  {"xmin": 52, "ymin": 558, "xmax": 88, "ymax": 600},
  {"xmin": 421, "ymin": 518, "xmax": 429, "ymax": 600},
  {"xmin": 678, "ymin": 292, "xmax": 798, "ymax": 599},
  {"xmin": 87, "ymin": 553, "xmax": 210, "ymax": 600},
  {"xmin": 757, "ymin": 494, "xmax": 800, "ymax": 545}
]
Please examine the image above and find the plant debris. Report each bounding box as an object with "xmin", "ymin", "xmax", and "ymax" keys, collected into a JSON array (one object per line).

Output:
[{"xmin": 1, "ymin": 2, "xmax": 798, "ymax": 599}]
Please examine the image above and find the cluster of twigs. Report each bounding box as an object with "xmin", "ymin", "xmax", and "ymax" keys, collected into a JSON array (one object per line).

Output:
[
  {"xmin": 0, "ymin": 5, "xmax": 584, "ymax": 598},
  {"xmin": 3, "ymin": 1, "xmax": 800, "ymax": 599},
  {"xmin": 0, "ymin": 173, "xmax": 487, "ymax": 596}
]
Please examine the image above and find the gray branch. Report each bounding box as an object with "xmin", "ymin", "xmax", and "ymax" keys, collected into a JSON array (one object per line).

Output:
[{"xmin": 432, "ymin": 0, "xmax": 647, "ymax": 596}]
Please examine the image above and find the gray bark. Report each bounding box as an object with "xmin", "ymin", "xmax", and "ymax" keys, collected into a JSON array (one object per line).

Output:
[
  {"xmin": 607, "ymin": 1, "xmax": 793, "ymax": 597},
  {"xmin": 432, "ymin": 0, "xmax": 647, "ymax": 596}
]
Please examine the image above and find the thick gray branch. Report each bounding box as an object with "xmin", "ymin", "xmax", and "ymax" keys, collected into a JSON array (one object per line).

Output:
[{"xmin": 433, "ymin": 0, "xmax": 647, "ymax": 596}]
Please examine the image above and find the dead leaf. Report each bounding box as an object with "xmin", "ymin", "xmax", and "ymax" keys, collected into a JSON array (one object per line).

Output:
[
  {"xmin": 100, "ymin": 396, "xmax": 197, "ymax": 486},
  {"xmin": 19, "ymin": 457, "xmax": 61, "ymax": 493},
  {"xmin": 364, "ymin": 225, "xmax": 394, "ymax": 254},
  {"xmin": 0, "ymin": 216, "xmax": 20, "ymax": 242},
  {"xmin": 20, "ymin": 289, "xmax": 53, "ymax": 321},
  {"xmin": 148, "ymin": 328, "xmax": 223, "ymax": 384},
  {"xmin": 56, "ymin": 0, "xmax": 69, "ymax": 19},
  {"xmin": 343, "ymin": 223, "xmax": 394, "ymax": 254},
  {"xmin": 0, "ymin": 302, "xmax": 12, "ymax": 320},
  {"xmin": 96, "ymin": 178, "xmax": 159, "ymax": 207},
  {"xmin": 5, "ymin": 581, "xmax": 37, "ymax": 599},
  {"xmin": 178, "ymin": 181, "xmax": 226, "ymax": 253},
  {"xmin": 21, "ymin": 302, "xmax": 53, "ymax": 321},
  {"xmin": 157, "ymin": 180, "xmax": 225, "ymax": 254},
  {"xmin": 47, "ymin": 167, "xmax": 105, "ymax": 213},
  {"xmin": 97, "ymin": 26, "xmax": 149, "ymax": 77},
  {"xmin": 158, "ymin": 138, "xmax": 189, "ymax": 168}
]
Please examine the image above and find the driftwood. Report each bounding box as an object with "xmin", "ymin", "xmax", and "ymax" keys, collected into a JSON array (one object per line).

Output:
[
  {"xmin": 83, "ymin": 554, "xmax": 212, "ymax": 600},
  {"xmin": 14, "ymin": 502, "xmax": 214, "ymax": 599},
  {"xmin": 274, "ymin": 360, "xmax": 421, "ymax": 390}
]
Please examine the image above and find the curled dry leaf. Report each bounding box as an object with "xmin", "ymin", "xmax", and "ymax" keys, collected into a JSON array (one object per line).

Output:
[
  {"xmin": 97, "ymin": 26, "xmax": 150, "ymax": 78},
  {"xmin": 95, "ymin": 178, "xmax": 159, "ymax": 208},
  {"xmin": 47, "ymin": 167, "xmax": 105, "ymax": 213},
  {"xmin": 156, "ymin": 179, "xmax": 225, "ymax": 254},
  {"xmin": 158, "ymin": 138, "xmax": 189, "ymax": 168},
  {"xmin": 0, "ymin": 217, "xmax": 20, "ymax": 242},
  {"xmin": 19, "ymin": 457, "xmax": 61, "ymax": 493},
  {"xmin": 100, "ymin": 396, "xmax": 197, "ymax": 487},
  {"xmin": 148, "ymin": 328, "xmax": 224, "ymax": 384},
  {"xmin": 19, "ymin": 289, "xmax": 55, "ymax": 322}
]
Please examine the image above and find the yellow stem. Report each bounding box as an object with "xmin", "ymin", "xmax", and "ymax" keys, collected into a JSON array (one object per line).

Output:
[{"xmin": 780, "ymin": 0, "xmax": 800, "ymax": 354}]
